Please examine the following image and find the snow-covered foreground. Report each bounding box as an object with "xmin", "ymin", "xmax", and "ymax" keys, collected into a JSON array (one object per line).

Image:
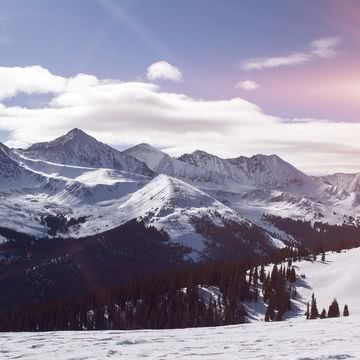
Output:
[
  {"xmin": 246, "ymin": 248, "xmax": 360, "ymax": 321},
  {"xmin": 1, "ymin": 317, "xmax": 359, "ymax": 359},
  {"xmin": 1, "ymin": 248, "xmax": 359, "ymax": 359}
]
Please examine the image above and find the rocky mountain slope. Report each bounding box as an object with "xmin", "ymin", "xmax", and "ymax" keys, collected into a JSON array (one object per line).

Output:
[
  {"xmin": 123, "ymin": 143, "xmax": 239, "ymax": 190},
  {"xmin": 178, "ymin": 150, "xmax": 322, "ymax": 194},
  {"xmin": 16, "ymin": 128, "xmax": 155, "ymax": 177}
]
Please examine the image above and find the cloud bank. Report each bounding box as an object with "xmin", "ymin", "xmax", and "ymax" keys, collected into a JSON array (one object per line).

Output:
[{"xmin": 0, "ymin": 65, "xmax": 359, "ymax": 175}]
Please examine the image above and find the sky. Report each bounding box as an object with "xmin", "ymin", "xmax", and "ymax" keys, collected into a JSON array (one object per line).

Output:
[{"xmin": 0, "ymin": 0, "xmax": 360, "ymax": 174}]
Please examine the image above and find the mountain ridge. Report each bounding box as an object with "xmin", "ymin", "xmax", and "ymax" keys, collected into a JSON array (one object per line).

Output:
[{"xmin": 15, "ymin": 128, "xmax": 155, "ymax": 177}]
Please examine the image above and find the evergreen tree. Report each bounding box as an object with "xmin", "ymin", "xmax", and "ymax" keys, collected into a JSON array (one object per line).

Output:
[
  {"xmin": 264, "ymin": 305, "xmax": 271, "ymax": 322},
  {"xmin": 343, "ymin": 304, "xmax": 349, "ymax": 317},
  {"xmin": 305, "ymin": 302, "xmax": 310, "ymax": 319},
  {"xmin": 320, "ymin": 308, "xmax": 326, "ymax": 319},
  {"xmin": 270, "ymin": 265, "xmax": 278, "ymax": 289},
  {"xmin": 310, "ymin": 293, "xmax": 319, "ymax": 319},
  {"xmin": 253, "ymin": 267, "xmax": 259, "ymax": 286},
  {"xmin": 321, "ymin": 251, "xmax": 326, "ymax": 262},
  {"xmin": 259, "ymin": 265, "xmax": 265, "ymax": 283},
  {"xmin": 328, "ymin": 298, "xmax": 340, "ymax": 318},
  {"xmin": 289, "ymin": 267, "xmax": 297, "ymax": 283},
  {"xmin": 265, "ymin": 300, "xmax": 275, "ymax": 322}
]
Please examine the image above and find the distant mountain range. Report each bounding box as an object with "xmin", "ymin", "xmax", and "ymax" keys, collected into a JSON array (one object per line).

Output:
[{"xmin": 1, "ymin": 128, "xmax": 360, "ymax": 259}]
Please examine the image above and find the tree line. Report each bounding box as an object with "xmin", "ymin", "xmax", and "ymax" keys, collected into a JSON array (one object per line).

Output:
[
  {"xmin": 306, "ymin": 293, "xmax": 350, "ymax": 320},
  {"xmin": 0, "ymin": 247, "xmax": 301, "ymax": 331}
]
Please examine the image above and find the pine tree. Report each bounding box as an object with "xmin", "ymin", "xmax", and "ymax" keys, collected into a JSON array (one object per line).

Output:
[
  {"xmin": 343, "ymin": 304, "xmax": 349, "ymax": 317},
  {"xmin": 320, "ymin": 308, "xmax": 326, "ymax": 319},
  {"xmin": 265, "ymin": 305, "xmax": 271, "ymax": 322},
  {"xmin": 328, "ymin": 298, "xmax": 340, "ymax": 318},
  {"xmin": 253, "ymin": 267, "xmax": 259, "ymax": 286},
  {"xmin": 289, "ymin": 267, "xmax": 297, "ymax": 283},
  {"xmin": 259, "ymin": 265, "xmax": 265, "ymax": 283},
  {"xmin": 310, "ymin": 293, "xmax": 319, "ymax": 319},
  {"xmin": 305, "ymin": 302, "xmax": 310, "ymax": 319},
  {"xmin": 265, "ymin": 301, "xmax": 275, "ymax": 322},
  {"xmin": 321, "ymin": 251, "xmax": 326, "ymax": 262},
  {"xmin": 270, "ymin": 265, "xmax": 278, "ymax": 289}
]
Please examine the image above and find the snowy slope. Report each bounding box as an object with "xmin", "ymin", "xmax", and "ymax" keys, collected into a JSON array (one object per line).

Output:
[
  {"xmin": 321, "ymin": 172, "xmax": 358, "ymax": 192},
  {"xmin": 0, "ymin": 146, "xmax": 150, "ymax": 236},
  {"xmin": 244, "ymin": 247, "xmax": 360, "ymax": 324},
  {"xmin": 2, "ymin": 318, "xmax": 358, "ymax": 360},
  {"xmin": 0, "ymin": 167, "xmax": 148, "ymax": 237},
  {"xmin": 117, "ymin": 174, "xmax": 240, "ymax": 250},
  {"xmin": 292, "ymin": 248, "xmax": 360, "ymax": 317},
  {"xmin": 348, "ymin": 173, "xmax": 360, "ymax": 193},
  {"xmin": 16, "ymin": 128, "xmax": 154, "ymax": 177},
  {"xmin": 0, "ymin": 142, "xmax": 45, "ymax": 191},
  {"xmin": 68, "ymin": 174, "xmax": 283, "ymax": 258}
]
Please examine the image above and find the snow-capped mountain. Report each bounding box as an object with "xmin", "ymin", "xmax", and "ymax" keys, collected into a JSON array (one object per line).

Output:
[
  {"xmin": 1, "ymin": 128, "xmax": 360, "ymax": 251},
  {"xmin": 68, "ymin": 174, "xmax": 283, "ymax": 259},
  {"xmin": 124, "ymin": 144, "xmax": 348, "ymax": 228},
  {"xmin": 347, "ymin": 174, "xmax": 360, "ymax": 193},
  {"xmin": 123, "ymin": 143, "xmax": 238, "ymax": 189},
  {"xmin": 321, "ymin": 173, "xmax": 358, "ymax": 192},
  {"xmin": 0, "ymin": 142, "xmax": 44, "ymax": 191},
  {"xmin": 178, "ymin": 150, "xmax": 321, "ymax": 194},
  {"xmin": 175, "ymin": 150, "xmax": 360, "ymax": 228},
  {"xmin": 0, "ymin": 142, "xmax": 21, "ymax": 179},
  {"xmin": 16, "ymin": 128, "xmax": 155, "ymax": 177}
]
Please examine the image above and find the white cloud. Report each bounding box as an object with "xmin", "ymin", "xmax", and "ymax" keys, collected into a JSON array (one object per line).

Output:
[
  {"xmin": 0, "ymin": 66, "xmax": 66, "ymax": 99},
  {"xmin": 242, "ymin": 36, "xmax": 340, "ymax": 70},
  {"xmin": 310, "ymin": 36, "xmax": 340, "ymax": 58},
  {"xmin": 1, "ymin": 65, "xmax": 360, "ymax": 174},
  {"xmin": 242, "ymin": 53, "xmax": 310, "ymax": 70},
  {"xmin": 235, "ymin": 80, "xmax": 259, "ymax": 91},
  {"xmin": 0, "ymin": 65, "xmax": 101, "ymax": 100},
  {"xmin": 146, "ymin": 61, "xmax": 183, "ymax": 82}
]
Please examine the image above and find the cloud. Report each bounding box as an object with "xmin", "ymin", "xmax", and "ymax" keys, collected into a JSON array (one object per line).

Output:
[
  {"xmin": 1, "ymin": 65, "xmax": 360, "ymax": 174},
  {"xmin": 242, "ymin": 36, "xmax": 340, "ymax": 70},
  {"xmin": 310, "ymin": 36, "xmax": 340, "ymax": 58},
  {"xmin": 235, "ymin": 80, "xmax": 259, "ymax": 91},
  {"xmin": 146, "ymin": 61, "xmax": 183, "ymax": 82},
  {"xmin": 0, "ymin": 65, "xmax": 100, "ymax": 100}
]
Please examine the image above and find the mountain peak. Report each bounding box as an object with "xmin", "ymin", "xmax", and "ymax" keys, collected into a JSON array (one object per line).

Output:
[
  {"xmin": 178, "ymin": 149, "xmax": 221, "ymax": 164},
  {"xmin": 66, "ymin": 127, "xmax": 85, "ymax": 136},
  {"xmin": 251, "ymin": 153, "xmax": 281, "ymax": 161},
  {"xmin": 60, "ymin": 128, "xmax": 94, "ymax": 143},
  {"xmin": 15, "ymin": 130, "xmax": 155, "ymax": 177},
  {"xmin": 130, "ymin": 143, "xmax": 164, "ymax": 153}
]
